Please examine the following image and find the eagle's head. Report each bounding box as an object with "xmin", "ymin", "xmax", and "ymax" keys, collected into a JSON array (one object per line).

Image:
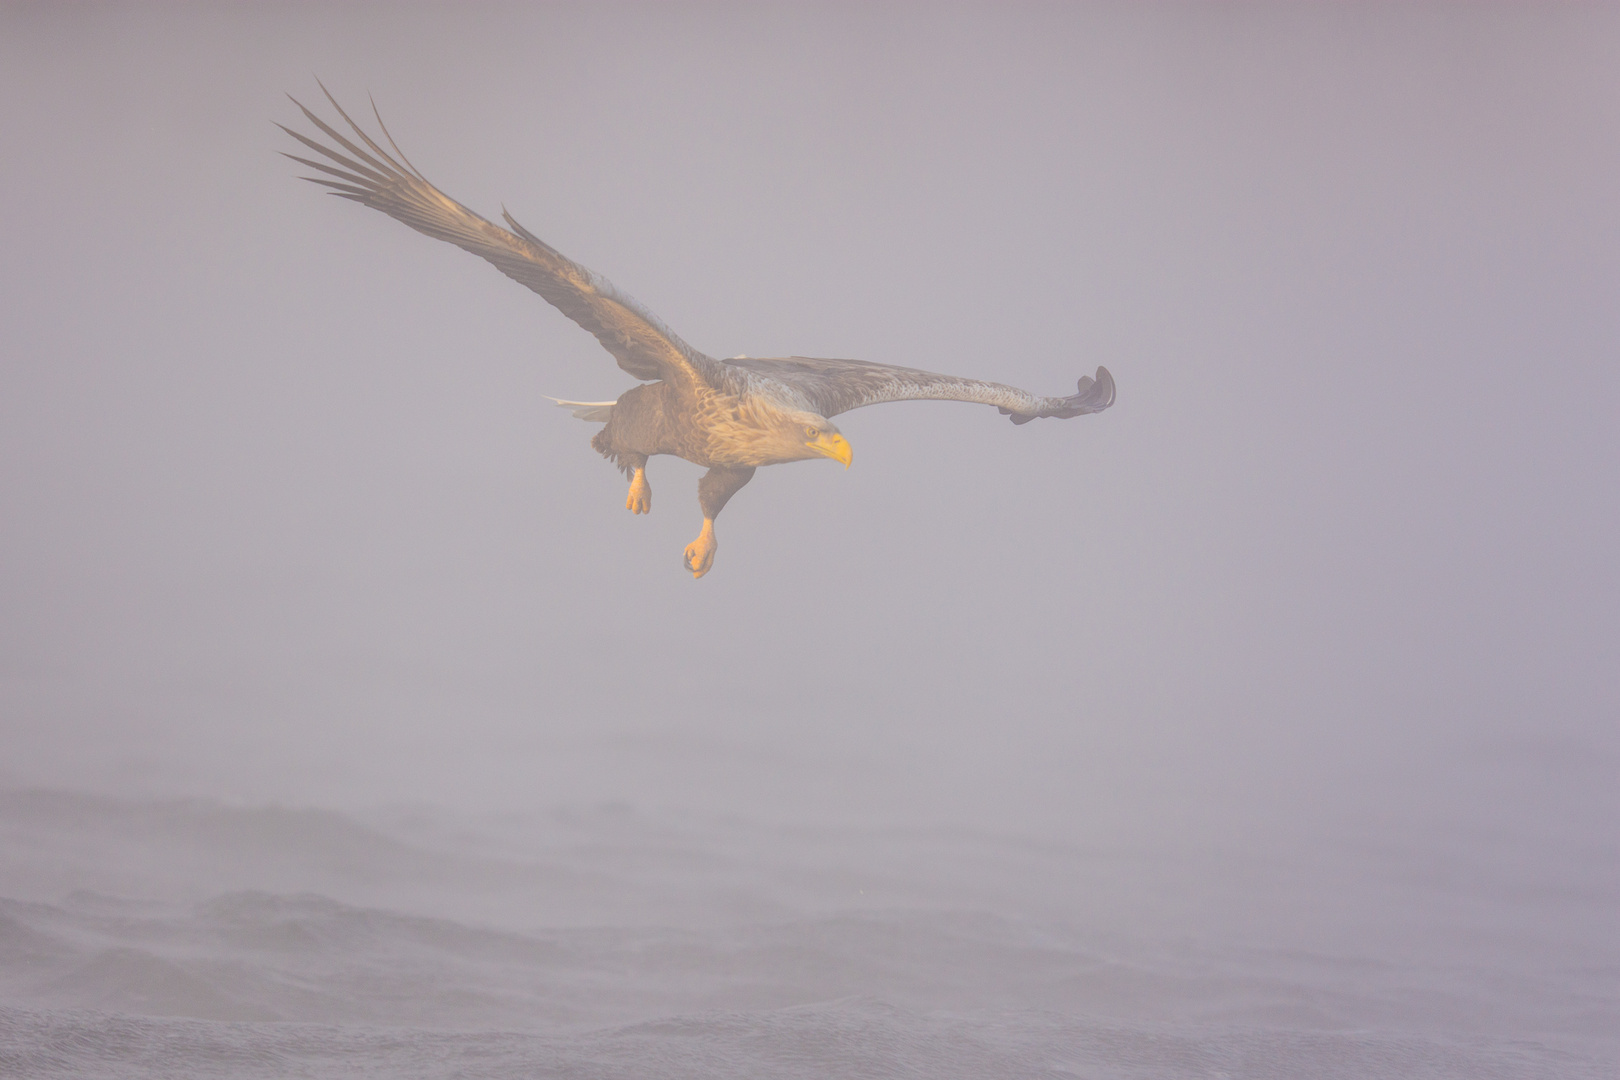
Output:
[
  {"xmin": 719, "ymin": 399, "xmax": 854, "ymax": 467},
  {"xmin": 778, "ymin": 411, "xmax": 853, "ymax": 467}
]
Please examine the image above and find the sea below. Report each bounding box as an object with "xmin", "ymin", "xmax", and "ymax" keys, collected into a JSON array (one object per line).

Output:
[{"xmin": 0, "ymin": 783, "xmax": 1611, "ymax": 1079}]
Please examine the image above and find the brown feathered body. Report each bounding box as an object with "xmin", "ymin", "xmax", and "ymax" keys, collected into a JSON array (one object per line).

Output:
[{"xmin": 593, "ymin": 380, "xmax": 840, "ymax": 474}]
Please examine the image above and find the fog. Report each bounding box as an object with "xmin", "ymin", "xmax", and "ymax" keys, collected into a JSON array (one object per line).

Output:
[{"xmin": 0, "ymin": 5, "xmax": 1615, "ymax": 1077}]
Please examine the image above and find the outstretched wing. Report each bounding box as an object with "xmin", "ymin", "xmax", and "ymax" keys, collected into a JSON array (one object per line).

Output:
[
  {"xmin": 723, "ymin": 356, "xmax": 1115, "ymax": 424},
  {"xmin": 280, "ymin": 85, "xmax": 720, "ymax": 388}
]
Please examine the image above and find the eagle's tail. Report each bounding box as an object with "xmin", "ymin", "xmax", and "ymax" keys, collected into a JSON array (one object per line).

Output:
[{"xmin": 545, "ymin": 397, "xmax": 615, "ymax": 422}]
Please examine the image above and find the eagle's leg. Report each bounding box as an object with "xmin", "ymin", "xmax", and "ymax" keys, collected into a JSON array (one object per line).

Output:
[
  {"xmin": 684, "ymin": 465, "xmax": 755, "ymax": 579},
  {"xmin": 623, "ymin": 453, "xmax": 651, "ymax": 514}
]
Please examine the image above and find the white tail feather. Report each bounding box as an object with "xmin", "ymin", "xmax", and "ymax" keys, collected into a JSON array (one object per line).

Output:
[{"xmin": 545, "ymin": 396, "xmax": 616, "ymax": 422}]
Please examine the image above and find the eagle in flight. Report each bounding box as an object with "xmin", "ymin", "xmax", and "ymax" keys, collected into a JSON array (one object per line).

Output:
[{"xmin": 281, "ymin": 87, "xmax": 1115, "ymax": 578}]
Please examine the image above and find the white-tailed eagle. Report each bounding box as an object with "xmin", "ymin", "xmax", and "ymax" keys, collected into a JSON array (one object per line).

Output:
[{"xmin": 282, "ymin": 86, "xmax": 1115, "ymax": 577}]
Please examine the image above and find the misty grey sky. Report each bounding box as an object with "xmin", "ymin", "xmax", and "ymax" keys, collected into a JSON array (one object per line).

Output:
[{"xmin": 0, "ymin": 4, "xmax": 1615, "ymax": 856}]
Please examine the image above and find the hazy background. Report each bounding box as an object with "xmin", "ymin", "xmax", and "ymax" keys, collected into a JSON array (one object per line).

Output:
[{"xmin": 0, "ymin": 5, "xmax": 1615, "ymax": 1072}]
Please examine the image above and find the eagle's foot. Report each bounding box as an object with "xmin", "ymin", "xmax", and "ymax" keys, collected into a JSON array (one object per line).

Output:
[
  {"xmin": 683, "ymin": 520, "xmax": 717, "ymax": 579},
  {"xmin": 625, "ymin": 468, "xmax": 651, "ymax": 514}
]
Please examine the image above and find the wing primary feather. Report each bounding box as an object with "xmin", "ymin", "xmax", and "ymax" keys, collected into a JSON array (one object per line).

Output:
[
  {"xmin": 299, "ymin": 178, "xmax": 372, "ymax": 198},
  {"xmin": 317, "ymin": 80, "xmax": 413, "ymax": 183},
  {"xmin": 280, "ymin": 151, "xmax": 374, "ymax": 185},
  {"xmin": 369, "ymin": 93, "xmax": 429, "ymax": 182},
  {"xmin": 287, "ymin": 96, "xmax": 400, "ymax": 183},
  {"xmin": 277, "ymin": 115, "xmax": 397, "ymax": 186}
]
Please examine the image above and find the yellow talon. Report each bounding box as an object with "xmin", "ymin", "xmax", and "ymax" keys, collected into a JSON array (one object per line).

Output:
[
  {"xmin": 625, "ymin": 468, "xmax": 651, "ymax": 514},
  {"xmin": 683, "ymin": 520, "xmax": 717, "ymax": 578}
]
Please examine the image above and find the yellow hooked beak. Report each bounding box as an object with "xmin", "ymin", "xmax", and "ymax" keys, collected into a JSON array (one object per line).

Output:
[{"xmin": 809, "ymin": 431, "xmax": 853, "ymax": 468}]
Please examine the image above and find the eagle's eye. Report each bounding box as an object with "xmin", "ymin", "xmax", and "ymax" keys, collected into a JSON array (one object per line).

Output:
[{"xmin": 804, "ymin": 425, "xmax": 819, "ymax": 440}]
